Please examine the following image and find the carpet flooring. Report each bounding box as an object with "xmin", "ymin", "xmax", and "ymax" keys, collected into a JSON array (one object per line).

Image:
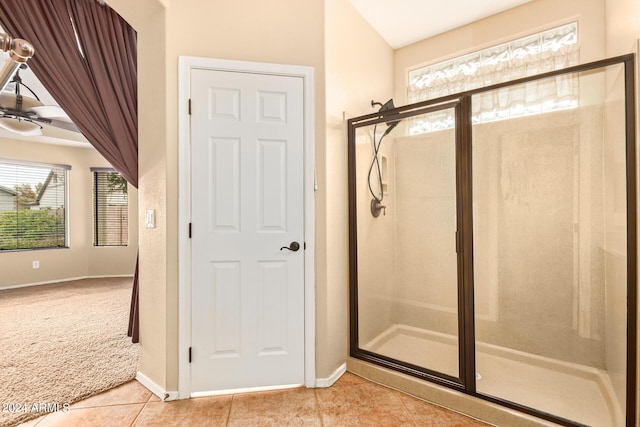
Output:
[{"xmin": 0, "ymin": 278, "xmax": 139, "ymax": 427}]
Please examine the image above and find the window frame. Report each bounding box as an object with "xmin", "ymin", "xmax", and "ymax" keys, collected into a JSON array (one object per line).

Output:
[
  {"xmin": 92, "ymin": 168, "xmax": 129, "ymax": 247},
  {"xmin": 407, "ymin": 22, "xmax": 579, "ymax": 135},
  {"xmin": 0, "ymin": 158, "xmax": 70, "ymax": 252}
]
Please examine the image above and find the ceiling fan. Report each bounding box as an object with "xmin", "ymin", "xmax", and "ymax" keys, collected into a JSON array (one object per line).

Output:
[
  {"xmin": 0, "ymin": 64, "xmax": 80, "ymax": 136},
  {"xmin": 0, "ymin": 32, "xmax": 79, "ymax": 137}
]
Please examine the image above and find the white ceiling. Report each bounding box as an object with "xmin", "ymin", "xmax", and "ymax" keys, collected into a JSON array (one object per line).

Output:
[{"xmin": 349, "ymin": 0, "xmax": 534, "ymax": 48}]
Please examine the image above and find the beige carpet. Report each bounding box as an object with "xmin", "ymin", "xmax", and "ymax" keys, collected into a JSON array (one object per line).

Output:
[{"xmin": 0, "ymin": 278, "xmax": 139, "ymax": 427}]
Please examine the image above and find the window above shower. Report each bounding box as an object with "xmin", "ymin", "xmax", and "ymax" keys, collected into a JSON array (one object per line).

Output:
[{"xmin": 407, "ymin": 22, "xmax": 579, "ymax": 135}]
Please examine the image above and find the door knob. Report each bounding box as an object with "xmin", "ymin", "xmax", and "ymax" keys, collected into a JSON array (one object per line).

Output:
[{"xmin": 280, "ymin": 241, "xmax": 300, "ymax": 252}]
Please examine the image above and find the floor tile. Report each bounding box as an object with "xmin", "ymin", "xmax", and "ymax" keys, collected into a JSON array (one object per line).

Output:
[
  {"xmin": 332, "ymin": 372, "xmax": 370, "ymax": 387},
  {"xmin": 72, "ymin": 380, "xmax": 152, "ymax": 409},
  {"xmin": 316, "ymin": 381, "xmax": 416, "ymax": 426},
  {"xmin": 36, "ymin": 403, "xmax": 144, "ymax": 427},
  {"xmin": 398, "ymin": 393, "xmax": 492, "ymax": 427},
  {"xmin": 13, "ymin": 370, "xmax": 499, "ymax": 427},
  {"xmin": 133, "ymin": 395, "xmax": 232, "ymax": 427},
  {"xmin": 227, "ymin": 388, "xmax": 321, "ymax": 426},
  {"xmin": 15, "ymin": 416, "xmax": 45, "ymax": 427}
]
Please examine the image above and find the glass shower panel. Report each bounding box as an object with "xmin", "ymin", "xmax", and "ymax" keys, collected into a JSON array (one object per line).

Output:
[
  {"xmin": 472, "ymin": 65, "xmax": 627, "ymax": 427},
  {"xmin": 356, "ymin": 107, "xmax": 459, "ymax": 379}
]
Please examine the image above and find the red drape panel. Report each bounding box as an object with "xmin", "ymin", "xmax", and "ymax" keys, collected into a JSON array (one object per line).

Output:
[{"xmin": 0, "ymin": 0, "xmax": 139, "ymax": 342}]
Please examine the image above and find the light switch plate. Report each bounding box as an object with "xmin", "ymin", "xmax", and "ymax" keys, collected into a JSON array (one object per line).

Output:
[{"xmin": 145, "ymin": 209, "xmax": 156, "ymax": 229}]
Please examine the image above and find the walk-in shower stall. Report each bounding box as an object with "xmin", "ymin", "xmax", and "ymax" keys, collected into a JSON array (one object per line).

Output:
[{"xmin": 348, "ymin": 55, "xmax": 637, "ymax": 427}]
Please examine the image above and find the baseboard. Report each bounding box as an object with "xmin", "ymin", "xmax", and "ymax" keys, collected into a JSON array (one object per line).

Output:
[
  {"xmin": 315, "ymin": 362, "xmax": 346, "ymax": 388},
  {"xmin": 192, "ymin": 383, "xmax": 303, "ymax": 398},
  {"xmin": 1, "ymin": 275, "xmax": 135, "ymax": 291},
  {"xmin": 136, "ymin": 371, "xmax": 179, "ymax": 402}
]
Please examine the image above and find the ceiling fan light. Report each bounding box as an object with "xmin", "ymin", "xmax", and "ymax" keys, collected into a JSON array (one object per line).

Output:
[{"xmin": 0, "ymin": 117, "xmax": 42, "ymax": 136}]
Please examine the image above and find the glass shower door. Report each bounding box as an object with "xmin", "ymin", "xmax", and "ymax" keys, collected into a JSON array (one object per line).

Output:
[
  {"xmin": 471, "ymin": 64, "xmax": 630, "ymax": 427},
  {"xmin": 352, "ymin": 103, "xmax": 462, "ymax": 382},
  {"xmin": 349, "ymin": 55, "xmax": 636, "ymax": 427}
]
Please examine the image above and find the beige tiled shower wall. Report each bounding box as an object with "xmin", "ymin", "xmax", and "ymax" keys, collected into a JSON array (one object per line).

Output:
[
  {"xmin": 470, "ymin": 104, "xmax": 608, "ymax": 369},
  {"xmin": 355, "ymin": 132, "xmax": 397, "ymax": 345}
]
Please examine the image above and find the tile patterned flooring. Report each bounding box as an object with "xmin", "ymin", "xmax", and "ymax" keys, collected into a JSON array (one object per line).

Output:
[{"xmin": 17, "ymin": 373, "xmax": 492, "ymax": 426}]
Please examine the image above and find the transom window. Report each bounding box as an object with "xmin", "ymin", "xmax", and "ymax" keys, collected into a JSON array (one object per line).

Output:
[
  {"xmin": 92, "ymin": 169, "xmax": 128, "ymax": 247},
  {"xmin": 408, "ymin": 22, "xmax": 579, "ymax": 134},
  {"xmin": 0, "ymin": 159, "xmax": 69, "ymax": 251}
]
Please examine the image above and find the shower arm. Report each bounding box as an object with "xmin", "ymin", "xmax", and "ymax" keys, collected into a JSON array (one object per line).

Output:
[{"xmin": 0, "ymin": 33, "xmax": 35, "ymax": 95}]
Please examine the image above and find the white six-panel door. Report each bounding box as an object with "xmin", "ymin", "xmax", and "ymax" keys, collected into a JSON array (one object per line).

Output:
[{"xmin": 190, "ymin": 69, "xmax": 305, "ymax": 393}]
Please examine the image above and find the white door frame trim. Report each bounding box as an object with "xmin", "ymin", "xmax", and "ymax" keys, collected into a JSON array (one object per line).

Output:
[{"xmin": 177, "ymin": 56, "xmax": 316, "ymax": 398}]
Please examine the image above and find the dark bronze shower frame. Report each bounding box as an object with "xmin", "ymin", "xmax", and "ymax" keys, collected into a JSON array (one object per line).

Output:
[{"xmin": 347, "ymin": 54, "xmax": 637, "ymax": 427}]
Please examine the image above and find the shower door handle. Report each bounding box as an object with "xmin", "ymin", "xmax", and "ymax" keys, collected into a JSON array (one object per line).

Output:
[{"xmin": 280, "ymin": 241, "xmax": 300, "ymax": 252}]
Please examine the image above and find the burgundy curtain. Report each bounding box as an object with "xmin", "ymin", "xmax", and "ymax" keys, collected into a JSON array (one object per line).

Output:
[{"xmin": 0, "ymin": 0, "xmax": 140, "ymax": 342}]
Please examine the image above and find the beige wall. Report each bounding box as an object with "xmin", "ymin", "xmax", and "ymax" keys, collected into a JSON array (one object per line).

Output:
[
  {"xmin": 108, "ymin": 0, "xmax": 393, "ymax": 391},
  {"xmin": 325, "ymin": 0, "xmax": 394, "ymax": 376},
  {"xmin": 0, "ymin": 139, "xmax": 138, "ymax": 288},
  {"xmin": 605, "ymin": 0, "xmax": 640, "ymax": 57},
  {"xmin": 604, "ymin": 0, "xmax": 640, "ymax": 420},
  {"xmin": 109, "ymin": 0, "xmax": 327, "ymax": 391}
]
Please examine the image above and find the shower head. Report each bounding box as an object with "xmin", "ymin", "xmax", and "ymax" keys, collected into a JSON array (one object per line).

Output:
[
  {"xmin": 371, "ymin": 98, "xmax": 394, "ymax": 111},
  {"xmin": 371, "ymin": 98, "xmax": 400, "ymax": 134}
]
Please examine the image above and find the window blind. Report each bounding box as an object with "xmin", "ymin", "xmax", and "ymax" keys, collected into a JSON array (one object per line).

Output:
[
  {"xmin": 93, "ymin": 170, "xmax": 128, "ymax": 246},
  {"xmin": 0, "ymin": 160, "xmax": 68, "ymax": 251}
]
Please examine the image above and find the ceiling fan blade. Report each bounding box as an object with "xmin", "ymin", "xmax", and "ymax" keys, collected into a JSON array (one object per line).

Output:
[
  {"xmin": 35, "ymin": 117, "xmax": 82, "ymax": 133},
  {"xmin": 0, "ymin": 92, "xmax": 43, "ymax": 111},
  {"xmin": 27, "ymin": 105, "xmax": 68, "ymax": 118}
]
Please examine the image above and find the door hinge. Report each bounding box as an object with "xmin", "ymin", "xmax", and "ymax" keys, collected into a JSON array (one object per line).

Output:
[
  {"xmin": 188, "ymin": 99, "xmax": 192, "ymax": 115},
  {"xmin": 304, "ymin": 242, "xmax": 306, "ymax": 250},
  {"xmin": 189, "ymin": 223, "xmax": 192, "ymax": 238},
  {"xmin": 455, "ymin": 231, "xmax": 460, "ymax": 253},
  {"xmin": 189, "ymin": 347, "xmax": 192, "ymax": 363}
]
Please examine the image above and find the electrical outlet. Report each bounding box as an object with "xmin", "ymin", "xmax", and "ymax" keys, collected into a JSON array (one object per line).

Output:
[{"xmin": 32, "ymin": 261, "xmax": 39, "ymax": 269}]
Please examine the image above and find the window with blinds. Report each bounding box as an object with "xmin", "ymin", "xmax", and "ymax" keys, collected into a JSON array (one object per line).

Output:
[
  {"xmin": 0, "ymin": 159, "xmax": 69, "ymax": 251},
  {"xmin": 93, "ymin": 169, "xmax": 128, "ymax": 247}
]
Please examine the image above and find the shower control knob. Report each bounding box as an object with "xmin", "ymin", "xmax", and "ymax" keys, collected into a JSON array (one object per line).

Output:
[
  {"xmin": 371, "ymin": 199, "xmax": 386, "ymax": 218},
  {"xmin": 280, "ymin": 241, "xmax": 300, "ymax": 252}
]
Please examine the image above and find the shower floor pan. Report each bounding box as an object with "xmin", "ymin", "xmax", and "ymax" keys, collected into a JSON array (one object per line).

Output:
[{"xmin": 363, "ymin": 325, "xmax": 623, "ymax": 427}]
